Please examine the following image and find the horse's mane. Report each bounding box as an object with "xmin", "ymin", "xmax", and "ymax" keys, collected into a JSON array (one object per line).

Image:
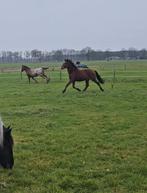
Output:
[
  {"xmin": 0, "ymin": 117, "xmax": 4, "ymax": 147},
  {"xmin": 65, "ymin": 59, "xmax": 77, "ymax": 69},
  {"xmin": 22, "ymin": 65, "xmax": 30, "ymax": 69}
]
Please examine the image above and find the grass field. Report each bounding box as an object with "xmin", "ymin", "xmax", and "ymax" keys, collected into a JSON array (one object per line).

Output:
[{"xmin": 0, "ymin": 60, "xmax": 147, "ymax": 193}]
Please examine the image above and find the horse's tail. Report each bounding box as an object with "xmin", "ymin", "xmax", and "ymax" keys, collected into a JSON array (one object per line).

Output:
[
  {"xmin": 0, "ymin": 117, "xmax": 4, "ymax": 147},
  {"xmin": 20, "ymin": 66, "xmax": 23, "ymax": 80},
  {"xmin": 95, "ymin": 71, "xmax": 104, "ymax": 84},
  {"xmin": 42, "ymin": 67, "xmax": 49, "ymax": 70}
]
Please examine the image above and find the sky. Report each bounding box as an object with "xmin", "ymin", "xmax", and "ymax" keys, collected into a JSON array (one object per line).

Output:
[{"xmin": 0, "ymin": 0, "xmax": 147, "ymax": 51}]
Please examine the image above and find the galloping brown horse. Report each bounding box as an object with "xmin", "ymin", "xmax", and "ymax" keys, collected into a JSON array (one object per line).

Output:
[
  {"xmin": 61, "ymin": 59, "xmax": 104, "ymax": 93},
  {"xmin": 21, "ymin": 65, "xmax": 50, "ymax": 84}
]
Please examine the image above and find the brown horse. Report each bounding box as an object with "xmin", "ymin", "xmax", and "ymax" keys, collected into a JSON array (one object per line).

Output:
[
  {"xmin": 21, "ymin": 65, "xmax": 50, "ymax": 84},
  {"xmin": 61, "ymin": 59, "xmax": 104, "ymax": 93}
]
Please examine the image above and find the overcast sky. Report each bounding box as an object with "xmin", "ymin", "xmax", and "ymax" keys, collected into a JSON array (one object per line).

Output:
[{"xmin": 0, "ymin": 0, "xmax": 146, "ymax": 51}]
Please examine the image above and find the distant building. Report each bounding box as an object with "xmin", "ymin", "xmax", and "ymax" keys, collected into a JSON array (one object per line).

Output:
[{"xmin": 107, "ymin": 56, "xmax": 121, "ymax": 60}]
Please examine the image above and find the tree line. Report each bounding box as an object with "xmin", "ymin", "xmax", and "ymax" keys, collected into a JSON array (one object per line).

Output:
[{"xmin": 0, "ymin": 47, "xmax": 147, "ymax": 63}]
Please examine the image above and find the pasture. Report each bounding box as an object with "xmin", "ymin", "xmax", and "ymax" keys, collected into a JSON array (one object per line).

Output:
[{"xmin": 0, "ymin": 60, "xmax": 147, "ymax": 193}]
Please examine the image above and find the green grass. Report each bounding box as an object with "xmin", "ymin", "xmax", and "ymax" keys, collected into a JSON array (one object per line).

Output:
[{"xmin": 0, "ymin": 60, "xmax": 147, "ymax": 193}]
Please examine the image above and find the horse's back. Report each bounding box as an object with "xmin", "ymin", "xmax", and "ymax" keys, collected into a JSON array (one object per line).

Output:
[
  {"xmin": 74, "ymin": 69, "xmax": 96, "ymax": 81},
  {"xmin": 86, "ymin": 69, "xmax": 97, "ymax": 80},
  {"xmin": 31, "ymin": 68, "xmax": 43, "ymax": 76}
]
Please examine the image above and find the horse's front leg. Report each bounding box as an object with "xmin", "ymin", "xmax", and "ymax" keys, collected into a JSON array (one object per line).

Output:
[
  {"xmin": 62, "ymin": 81, "xmax": 71, "ymax": 93},
  {"xmin": 83, "ymin": 80, "xmax": 89, "ymax": 91},
  {"xmin": 72, "ymin": 82, "xmax": 81, "ymax": 92},
  {"xmin": 93, "ymin": 80, "xmax": 104, "ymax": 92}
]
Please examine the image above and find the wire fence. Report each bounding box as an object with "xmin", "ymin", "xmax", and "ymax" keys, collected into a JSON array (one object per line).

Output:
[{"xmin": 1, "ymin": 62, "xmax": 147, "ymax": 83}]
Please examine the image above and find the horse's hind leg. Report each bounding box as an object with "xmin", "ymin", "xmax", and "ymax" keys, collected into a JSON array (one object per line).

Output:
[
  {"xmin": 72, "ymin": 82, "xmax": 81, "ymax": 92},
  {"xmin": 42, "ymin": 74, "xmax": 50, "ymax": 83},
  {"xmin": 32, "ymin": 77, "xmax": 38, "ymax": 83},
  {"xmin": 83, "ymin": 80, "xmax": 89, "ymax": 91},
  {"xmin": 93, "ymin": 80, "xmax": 104, "ymax": 92}
]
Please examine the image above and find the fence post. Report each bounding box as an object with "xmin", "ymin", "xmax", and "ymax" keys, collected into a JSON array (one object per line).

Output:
[{"xmin": 111, "ymin": 64, "xmax": 116, "ymax": 88}]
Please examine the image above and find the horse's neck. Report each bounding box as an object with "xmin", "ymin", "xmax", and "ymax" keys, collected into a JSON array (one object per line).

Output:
[
  {"xmin": 24, "ymin": 67, "xmax": 31, "ymax": 72},
  {"xmin": 67, "ymin": 66, "xmax": 78, "ymax": 74},
  {"xmin": 26, "ymin": 66, "xmax": 30, "ymax": 70}
]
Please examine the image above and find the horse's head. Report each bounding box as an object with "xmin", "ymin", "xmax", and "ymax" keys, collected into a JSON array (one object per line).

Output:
[
  {"xmin": 21, "ymin": 65, "xmax": 29, "ymax": 79},
  {"xmin": 61, "ymin": 59, "xmax": 77, "ymax": 70},
  {"xmin": 0, "ymin": 122, "xmax": 14, "ymax": 169},
  {"xmin": 21, "ymin": 65, "xmax": 24, "ymax": 72},
  {"xmin": 61, "ymin": 59, "xmax": 69, "ymax": 69}
]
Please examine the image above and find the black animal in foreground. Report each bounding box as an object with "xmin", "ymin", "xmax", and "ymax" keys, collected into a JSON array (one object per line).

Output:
[{"xmin": 0, "ymin": 118, "xmax": 14, "ymax": 169}]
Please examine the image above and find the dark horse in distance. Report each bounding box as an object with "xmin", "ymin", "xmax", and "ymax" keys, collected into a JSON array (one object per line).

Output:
[
  {"xmin": 21, "ymin": 65, "xmax": 50, "ymax": 84},
  {"xmin": 0, "ymin": 118, "xmax": 14, "ymax": 169},
  {"xmin": 61, "ymin": 59, "xmax": 104, "ymax": 93}
]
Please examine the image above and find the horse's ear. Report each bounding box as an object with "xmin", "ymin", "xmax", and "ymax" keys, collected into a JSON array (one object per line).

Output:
[
  {"xmin": 7, "ymin": 126, "xmax": 12, "ymax": 133},
  {"xmin": 8, "ymin": 128, "xmax": 12, "ymax": 132},
  {"xmin": 68, "ymin": 59, "xmax": 72, "ymax": 64},
  {"xmin": 7, "ymin": 128, "xmax": 12, "ymax": 135}
]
